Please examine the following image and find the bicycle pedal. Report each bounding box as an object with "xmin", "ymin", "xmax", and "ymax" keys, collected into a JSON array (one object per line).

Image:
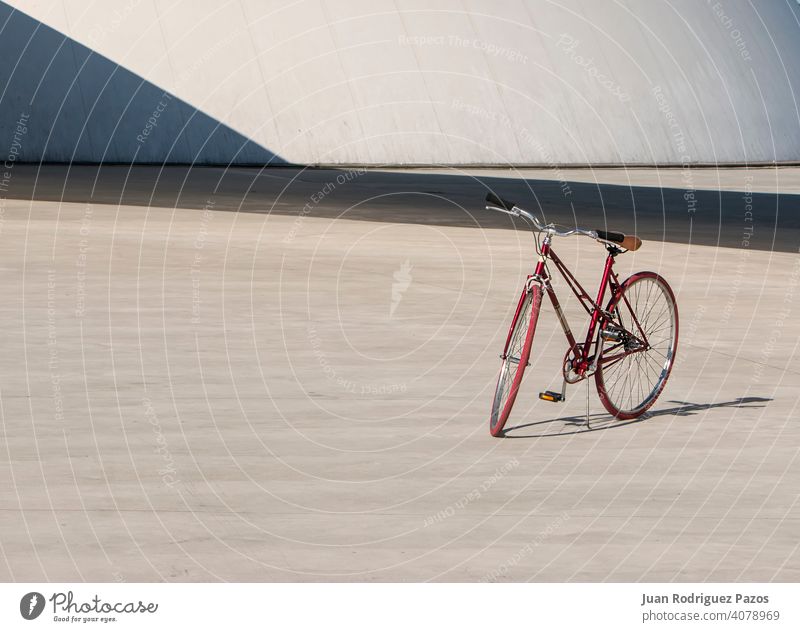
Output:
[{"xmin": 539, "ymin": 391, "xmax": 564, "ymax": 403}]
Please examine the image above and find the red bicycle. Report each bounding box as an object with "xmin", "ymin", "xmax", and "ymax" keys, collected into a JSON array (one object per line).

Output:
[{"xmin": 485, "ymin": 192, "xmax": 678, "ymax": 437}]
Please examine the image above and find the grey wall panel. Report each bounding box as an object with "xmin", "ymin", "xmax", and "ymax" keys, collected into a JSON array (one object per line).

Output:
[{"xmin": 2, "ymin": 0, "xmax": 799, "ymax": 165}]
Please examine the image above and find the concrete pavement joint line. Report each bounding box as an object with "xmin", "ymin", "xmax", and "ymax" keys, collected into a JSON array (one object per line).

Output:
[
  {"xmin": 61, "ymin": 429, "xmax": 114, "ymax": 571},
  {"xmin": 78, "ymin": 321, "xmax": 162, "ymax": 580}
]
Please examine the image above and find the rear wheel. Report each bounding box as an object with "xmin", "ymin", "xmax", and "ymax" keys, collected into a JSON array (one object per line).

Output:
[
  {"xmin": 595, "ymin": 272, "xmax": 678, "ymax": 420},
  {"xmin": 490, "ymin": 286, "xmax": 542, "ymax": 436}
]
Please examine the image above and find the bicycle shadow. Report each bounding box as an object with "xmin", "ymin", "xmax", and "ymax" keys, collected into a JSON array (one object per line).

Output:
[{"xmin": 501, "ymin": 396, "xmax": 772, "ymax": 438}]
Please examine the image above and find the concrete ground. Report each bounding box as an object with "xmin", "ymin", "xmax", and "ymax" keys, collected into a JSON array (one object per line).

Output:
[{"xmin": 0, "ymin": 166, "xmax": 798, "ymax": 581}]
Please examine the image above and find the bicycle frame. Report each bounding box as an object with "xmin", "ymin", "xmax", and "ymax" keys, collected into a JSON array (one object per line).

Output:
[
  {"xmin": 487, "ymin": 193, "xmax": 678, "ymax": 434},
  {"xmin": 524, "ymin": 237, "xmax": 651, "ymax": 379}
]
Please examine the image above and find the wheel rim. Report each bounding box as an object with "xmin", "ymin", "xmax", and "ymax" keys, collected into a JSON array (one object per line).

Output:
[
  {"xmin": 599, "ymin": 276, "xmax": 677, "ymax": 416},
  {"xmin": 491, "ymin": 292, "xmax": 533, "ymax": 430}
]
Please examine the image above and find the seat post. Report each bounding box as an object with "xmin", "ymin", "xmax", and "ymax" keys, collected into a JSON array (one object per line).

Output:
[{"xmin": 580, "ymin": 252, "xmax": 616, "ymax": 370}]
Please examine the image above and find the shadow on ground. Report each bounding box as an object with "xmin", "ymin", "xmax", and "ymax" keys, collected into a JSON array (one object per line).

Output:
[
  {"xmin": 1, "ymin": 5, "xmax": 797, "ymax": 252},
  {"xmin": 501, "ymin": 396, "xmax": 773, "ymax": 438},
  {"xmin": 5, "ymin": 165, "xmax": 800, "ymax": 252}
]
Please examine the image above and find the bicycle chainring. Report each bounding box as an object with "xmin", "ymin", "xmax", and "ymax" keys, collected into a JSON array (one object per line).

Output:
[{"xmin": 562, "ymin": 348, "xmax": 585, "ymax": 384}]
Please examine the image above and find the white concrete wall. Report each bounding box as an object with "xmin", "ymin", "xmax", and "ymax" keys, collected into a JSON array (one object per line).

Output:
[{"xmin": 2, "ymin": 0, "xmax": 799, "ymax": 165}]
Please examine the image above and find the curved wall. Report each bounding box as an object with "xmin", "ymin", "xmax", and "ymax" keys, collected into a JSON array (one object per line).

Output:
[{"xmin": 2, "ymin": 0, "xmax": 799, "ymax": 165}]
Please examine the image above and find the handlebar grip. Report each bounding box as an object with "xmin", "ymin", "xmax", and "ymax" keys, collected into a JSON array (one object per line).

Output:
[
  {"xmin": 485, "ymin": 192, "xmax": 517, "ymax": 212},
  {"xmin": 595, "ymin": 229, "xmax": 642, "ymax": 251}
]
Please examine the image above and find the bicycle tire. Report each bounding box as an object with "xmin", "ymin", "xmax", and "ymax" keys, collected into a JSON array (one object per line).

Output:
[
  {"xmin": 490, "ymin": 285, "xmax": 542, "ymax": 436},
  {"xmin": 595, "ymin": 272, "xmax": 678, "ymax": 420}
]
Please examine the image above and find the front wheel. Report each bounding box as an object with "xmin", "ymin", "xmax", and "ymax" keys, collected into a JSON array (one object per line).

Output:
[
  {"xmin": 490, "ymin": 285, "xmax": 542, "ymax": 436},
  {"xmin": 595, "ymin": 272, "xmax": 678, "ymax": 420}
]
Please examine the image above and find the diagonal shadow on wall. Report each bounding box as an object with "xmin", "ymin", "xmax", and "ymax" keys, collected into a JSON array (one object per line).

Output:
[
  {"xmin": 0, "ymin": 2, "xmax": 284, "ymax": 165},
  {"xmin": 1, "ymin": 5, "xmax": 798, "ymax": 253}
]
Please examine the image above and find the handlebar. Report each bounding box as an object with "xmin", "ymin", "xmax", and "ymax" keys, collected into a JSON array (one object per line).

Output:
[
  {"xmin": 484, "ymin": 192, "xmax": 642, "ymax": 251},
  {"xmin": 484, "ymin": 192, "xmax": 594, "ymax": 239}
]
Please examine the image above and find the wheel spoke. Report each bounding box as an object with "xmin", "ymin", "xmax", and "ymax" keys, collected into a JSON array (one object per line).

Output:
[
  {"xmin": 597, "ymin": 275, "xmax": 677, "ymax": 417},
  {"xmin": 491, "ymin": 289, "xmax": 540, "ymax": 433}
]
